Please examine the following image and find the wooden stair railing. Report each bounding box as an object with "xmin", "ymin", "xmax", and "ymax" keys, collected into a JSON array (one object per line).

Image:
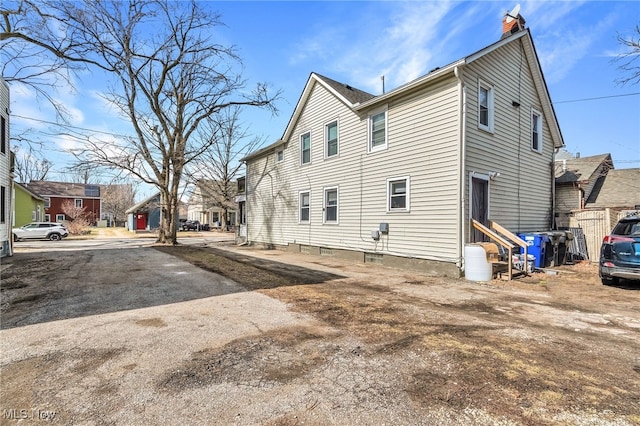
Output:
[{"xmin": 471, "ymin": 219, "xmax": 529, "ymax": 280}]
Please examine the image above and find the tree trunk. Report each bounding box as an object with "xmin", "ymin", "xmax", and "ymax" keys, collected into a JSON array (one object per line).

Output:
[{"xmin": 156, "ymin": 189, "xmax": 178, "ymax": 245}]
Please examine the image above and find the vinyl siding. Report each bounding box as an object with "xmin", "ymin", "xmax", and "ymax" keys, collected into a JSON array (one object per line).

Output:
[
  {"xmin": 247, "ymin": 77, "xmax": 462, "ymax": 261},
  {"xmin": 464, "ymin": 38, "xmax": 554, "ymax": 236},
  {"xmin": 0, "ymin": 79, "xmax": 10, "ymax": 253}
]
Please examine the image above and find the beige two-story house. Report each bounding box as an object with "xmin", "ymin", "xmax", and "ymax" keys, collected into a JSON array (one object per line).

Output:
[{"xmin": 242, "ymin": 14, "xmax": 564, "ymax": 276}]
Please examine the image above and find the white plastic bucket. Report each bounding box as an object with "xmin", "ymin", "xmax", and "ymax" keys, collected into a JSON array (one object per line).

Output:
[{"xmin": 465, "ymin": 244, "xmax": 492, "ymax": 281}]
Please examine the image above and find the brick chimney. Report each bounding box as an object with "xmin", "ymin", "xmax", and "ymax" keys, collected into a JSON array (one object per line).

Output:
[{"xmin": 501, "ymin": 13, "xmax": 526, "ymax": 38}]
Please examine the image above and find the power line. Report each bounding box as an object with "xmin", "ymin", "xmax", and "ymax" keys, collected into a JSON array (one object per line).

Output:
[{"xmin": 553, "ymin": 92, "xmax": 640, "ymax": 104}]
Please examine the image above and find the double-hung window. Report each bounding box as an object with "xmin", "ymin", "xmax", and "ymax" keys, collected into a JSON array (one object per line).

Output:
[
  {"xmin": 478, "ymin": 80, "xmax": 494, "ymax": 133},
  {"xmin": 301, "ymin": 132, "xmax": 311, "ymax": 164},
  {"xmin": 299, "ymin": 191, "xmax": 310, "ymax": 223},
  {"xmin": 369, "ymin": 109, "xmax": 387, "ymax": 152},
  {"xmin": 387, "ymin": 177, "xmax": 410, "ymax": 212},
  {"xmin": 531, "ymin": 109, "xmax": 543, "ymax": 153},
  {"xmin": 276, "ymin": 149, "xmax": 284, "ymax": 162},
  {"xmin": 325, "ymin": 120, "xmax": 338, "ymax": 158},
  {"xmin": 323, "ymin": 187, "xmax": 338, "ymax": 224},
  {"xmin": 75, "ymin": 199, "xmax": 83, "ymax": 208}
]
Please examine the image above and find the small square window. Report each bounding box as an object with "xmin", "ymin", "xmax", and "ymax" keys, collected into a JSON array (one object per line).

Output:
[
  {"xmin": 56, "ymin": 214, "xmax": 65, "ymax": 222},
  {"xmin": 387, "ymin": 177, "xmax": 410, "ymax": 212}
]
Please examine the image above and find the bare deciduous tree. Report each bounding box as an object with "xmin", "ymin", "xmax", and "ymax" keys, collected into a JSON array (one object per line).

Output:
[
  {"xmin": 615, "ymin": 24, "xmax": 640, "ymax": 86},
  {"xmin": 13, "ymin": 146, "xmax": 52, "ymax": 183},
  {"xmin": 101, "ymin": 183, "xmax": 135, "ymax": 227},
  {"xmin": 2, "ymin": 0, "xmax": 279, "ymax": 244},
  {"xmin": 1, "ymin": 0, "xmax": 103, "ymax": 120},
  {"xmin": 60, "ymin": 199, "xmax": 92, "ymax": 235},
  {"xmin": 188, "ymin": 106, "xmax": 264, "ymax": 230}
]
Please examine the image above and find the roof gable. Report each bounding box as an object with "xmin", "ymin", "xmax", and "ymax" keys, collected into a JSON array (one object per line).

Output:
[
  {"xmin": 244, "ymin": 25, "xmax": 564, "ymax": 162},
  {"xmin": 280, "ymin": 73, "xmax": 374, "ymax": 144},
  {"xmin": 14, "ymin": 182, "xmax": 45, "ymax": 201},
  {"xmin": 126, "ymin": 192, "xmax": 160, "ymax": 214},
  {"xmin": 355, "ymin": 29, "xmax": 563, "ymax": 149},
  {"xmin": 554, "ymin": 153, "xmax": 612, "ymax": 182},
  {"xmin": 586, "ymin": 168, "xmax": 640, "ymax": 209}
]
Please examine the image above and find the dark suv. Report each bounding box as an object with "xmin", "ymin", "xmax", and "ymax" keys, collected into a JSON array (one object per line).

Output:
[
  {"xmin": 599, "ymin": 213, "xmax": 640, "ymax": 285},
  {"xmin": 180, "ymin": 220, "xmax": 200, "ymax": 231}
]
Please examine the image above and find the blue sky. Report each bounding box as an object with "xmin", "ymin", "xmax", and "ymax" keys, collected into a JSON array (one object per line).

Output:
[{"xmin": 9, "ymin": 1, "xmax": 640, "ymax": 200}]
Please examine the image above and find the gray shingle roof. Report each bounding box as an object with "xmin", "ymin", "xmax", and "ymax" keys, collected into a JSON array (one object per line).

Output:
[
  {"xmin": 313, "ymin": 73, "xmax": 375, "ymax": 105},
  {"xmin": 554, "ymin": 153, "xmax": 612, "ymax": 182},
  {"xmin": 586, "ymin": 168, "xmax": 640, "ymax": 209},
  {"xmin": 27, "ymin": 181, "xmax": 100, "ymax": 198}
]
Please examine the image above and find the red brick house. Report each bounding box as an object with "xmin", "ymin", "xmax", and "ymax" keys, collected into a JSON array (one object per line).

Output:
[{"xmin": 26, "ymin": 181, "xmax": 101, "ymax": 224}]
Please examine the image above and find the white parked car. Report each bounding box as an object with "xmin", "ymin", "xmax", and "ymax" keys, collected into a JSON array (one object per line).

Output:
[{"xmin": 12, "ymin": 222, "xmax": 69, "ymax": 241}]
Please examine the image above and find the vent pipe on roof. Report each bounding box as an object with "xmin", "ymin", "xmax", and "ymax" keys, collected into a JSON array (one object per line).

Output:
[{"xmin": 381, "ymin": 75, "xmax": 385, "ymax": 94}]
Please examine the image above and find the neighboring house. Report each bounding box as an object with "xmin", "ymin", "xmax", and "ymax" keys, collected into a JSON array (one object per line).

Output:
[
  {"xmin": 242, "ymin": 14, "xmax": 564, "ymax": 276},
  {"xmin": 126, "ymin": 192, "xmax": 161, "ymax": 232},
  {"xmin": 584, "ymin": 168, "xmax": 640, "ymax": 211},
  {"xmin": 554, "ymin": 153, "xmax": 613, "ymax": 227},
  {"xmin": 0, "ymin": 78, "xmax": 11, "ymax": 257},
  {"xmin": 13, "ymin": 182, "xmax": 46, "ymax": 228},
  {"xmin": 187, "ymin": 179, "xmax": 238, "ymax": 228},
  {"xmin": 26, "ymin": 180, "xmax": 102, "ymax": 224}
]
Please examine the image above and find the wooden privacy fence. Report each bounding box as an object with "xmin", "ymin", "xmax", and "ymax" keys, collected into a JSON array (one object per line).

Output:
[{"xmin": 568, "ymin": 209, "xmax": 639, "ymax": 261}]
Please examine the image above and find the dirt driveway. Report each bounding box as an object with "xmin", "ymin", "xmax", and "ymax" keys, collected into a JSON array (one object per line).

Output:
[{"xmin": 1, "ymin": 238, "xmax": 639, "ymax": 425}]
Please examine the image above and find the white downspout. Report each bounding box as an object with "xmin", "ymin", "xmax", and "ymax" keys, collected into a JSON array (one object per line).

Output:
[{"xmin": 454, "ymin": 65, "xmax": 467, "ymax": 273}]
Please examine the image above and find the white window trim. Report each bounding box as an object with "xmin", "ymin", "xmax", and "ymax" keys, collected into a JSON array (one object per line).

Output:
[
  {"xmin": 368, "ymin": 106, "xmax": 388, "ymax": 153},
  {"xmin": 323, "ymin": 186, "xmax": 339, "ymax": 225},
  {"xmin": 276, "ymin": 148, "xmax": 284, "ymax": 162},
  {"xmin": 44, "ymin": 197, "xmax": 51, "ymax": 208},
  {"xmin": 531, "ymin": 108, "xmax": 543, "ymax": 153},
  {"xmin": 324, "ymin": 119, "xmax": 339, "ymax": 159},
  {"xmin": 55, "ymin": 214, "xmax": 65, "ymax": 222},
  {"xmin": 478, "ymin": 79, "xmax": 494, "ymax": 133},
  {"xmin": 299, "ymin": 190, "xmax": 310, "ymax": 224},
  {"xmin": 386, "ymin": 176, "xmax": 411, "ymax": 213},
  {"xmin": 75, "ymin": 198, "xmax": 83, "ymax": 208},
  {"xmin": 300, "ymin": 131, "xmax": 311, "ymax": 165}
]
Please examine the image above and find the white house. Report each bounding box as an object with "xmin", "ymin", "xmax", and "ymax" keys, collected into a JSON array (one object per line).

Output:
[
  {"xmin": 242, "ymin": 14, "xmax": 564, "ymax": 276},
  {"xmin": 187, "ymin": 179, "xmax": 239, "ymax": 229},
  {"xmin": 1, "ymin": 78, "xmax": 12, "ymax": 257}
]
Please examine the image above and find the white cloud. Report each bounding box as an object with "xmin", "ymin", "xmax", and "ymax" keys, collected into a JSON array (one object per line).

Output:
[
  {"xmin": 532, "ymin": 4, "xmax": 620, "ymax": 83},
  {"xmin": 287, "ymin": 2, "xmax": 515, "ymax": 94}
]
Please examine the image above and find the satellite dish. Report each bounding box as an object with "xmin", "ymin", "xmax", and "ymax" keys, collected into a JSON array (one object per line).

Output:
[{"xmin": 505, "ymin": 4, "xmax": 521, "ymax": 23}]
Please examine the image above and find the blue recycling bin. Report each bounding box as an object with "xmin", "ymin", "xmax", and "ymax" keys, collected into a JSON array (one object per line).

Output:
[{"xmin": 518, "ymin": 233, "xmax": 548, "ymax": 268}]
